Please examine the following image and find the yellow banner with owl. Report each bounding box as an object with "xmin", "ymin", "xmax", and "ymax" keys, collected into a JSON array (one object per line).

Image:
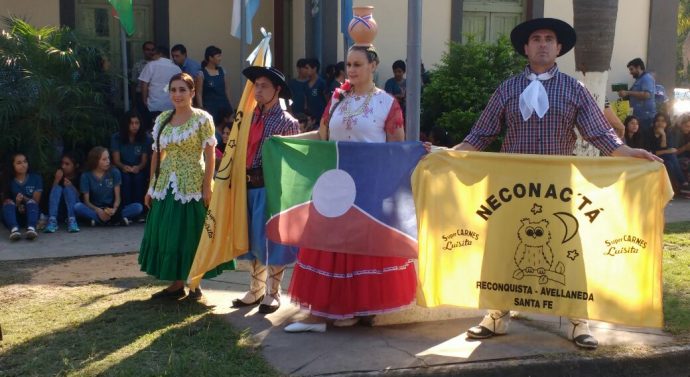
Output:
[{"xmin": 412, "ymin": 151, "xmax": 672, "ymax": 328}]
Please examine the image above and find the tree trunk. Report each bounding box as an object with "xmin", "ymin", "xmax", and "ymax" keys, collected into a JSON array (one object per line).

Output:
[{"xmin": 572, "ymin": 0, "xmax": 619, "ymax": 156}]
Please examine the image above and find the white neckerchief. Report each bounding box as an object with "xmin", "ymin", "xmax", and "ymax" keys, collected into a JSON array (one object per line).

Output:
[{"xmin": 519, "ymin": 71, "xmax": 554, "ymax": 121}]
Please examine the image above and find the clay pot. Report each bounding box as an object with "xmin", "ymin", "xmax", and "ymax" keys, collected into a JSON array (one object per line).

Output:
[{"xmin": 348, "ymin": 6, "xmax": 378, "ymax": 46}]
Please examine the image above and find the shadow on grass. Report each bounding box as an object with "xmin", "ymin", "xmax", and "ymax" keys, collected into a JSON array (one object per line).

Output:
[
  {"xmin": 0, "ymin": 258, "xmax": 38, "ymax": 286},
  {"xmin": 0, "ymin": 277, "xmax": 277, "ymax": 377},
  {"xmin": 663, "ymin": 288, "xmax": 690, "ymax": 335},
  {"xmin": 664, "ymin": 221, "xmax": 690, "ymax": 235}
]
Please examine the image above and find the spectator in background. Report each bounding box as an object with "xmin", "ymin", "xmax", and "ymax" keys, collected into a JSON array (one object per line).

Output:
[
  {"xmin": 650, "ymin": 112, "xmax": 690, "ymax": 194},
  {"xmin": 669, "ymin": 115, "xmax": 690, "ymax": 176},
  {"xmin": 304, "ymin": 58, "xmax": 327, "ymax": 130},
  {"xmin": 44, "ymin": 152, "xmax": 81, "ymax": 233},
  {"xmin": 623, "ymin": 115, "xmax": 646, "ymax": 149},
  {"xmin": 428, "ymin": 126, "xmax": 453, "ymax": 148},
  {"xmin": 75, "ymin": 147, "xmax": 143, "ymax": 226},
  {"xmin": 288, "ymin": 58, "xmax": 309, "ymax": 115},
  {"xmin": 214, "ymin": 107, "xmax": 235, "ymax": 149},
  {"xmin": 385, "ymin": 60, "xmax": 407, "ymax": 112},
  {"xmin": 196, "ymin": 45, "xmax": 233, "ymax": 126},
  {"xmin": 2, "ymin": 153, "xmax": 41, "ymax": 241},
  {"xmin": 171, "ymin": 44, "xmax": 202, "ymax": 78},
  {"xmin": 647, "ymin": 71, "xmax": 669, "ymax": 113},
  {"xmin": 421, "ymin": 62, "xmax": 431, "ymax": 88},
  {"xmin": 325, "ymin": 61, "xmax": 346, "ymax": 97},
  {"xmin": 618, "ymin": 58, "xmax": 656, "ymax": 134},
  {"xmin": 139, "ymin": 46, "xmax": 182, "ymax": 129},
  {"xmin": 215, "ymin": 123, "xmax": 232, "ymax": 173},
  {"xmin": 132, "ymin": 41, "xmax": 156, "ymax": 129},
  {"xmin": 294, "ymin": 112, "xmax": 309, "ymax": 133},
  {"xmin": 111, "ymin": 111, "xmax": 149, "ymax": 207}
]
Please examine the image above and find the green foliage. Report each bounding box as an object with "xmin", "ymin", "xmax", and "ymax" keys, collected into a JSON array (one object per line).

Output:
[
  {"xmin": 677, "ymin": 0, "xmax": 690, "ymax": 86},
  {"xmin": 421, "ymin": 36, "xmax": 526, "ymax": 148},
  {"xmin": 0, "ymin": 16, "xmax": 117, "ymax": 175}
]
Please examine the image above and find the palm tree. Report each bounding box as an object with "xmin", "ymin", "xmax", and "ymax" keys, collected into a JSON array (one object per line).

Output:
[
  {"xmin": 572, "ymin": 0, "xmax": 619, "ymax": 156},
  {"xmin": 0, "ymin": 17, "xmax": 117, "ymax": 173}
]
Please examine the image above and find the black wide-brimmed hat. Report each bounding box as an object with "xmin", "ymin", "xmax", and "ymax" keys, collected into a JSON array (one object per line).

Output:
[
  {"xmin": 510, "ymin": 18, "xmax": 576, "ymax": 57},
  {"xmin": 242, "ymin": 66, "xmax": 291, "ymax": 99}
]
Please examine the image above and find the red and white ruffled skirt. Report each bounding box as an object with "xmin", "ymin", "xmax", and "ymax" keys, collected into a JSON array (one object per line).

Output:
[{"xmin": 288, "ymin": 248, "xmax": 417, "ymax": 319}]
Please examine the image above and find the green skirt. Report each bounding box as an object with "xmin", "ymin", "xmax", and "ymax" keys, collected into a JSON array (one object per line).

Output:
[{"xmin": 139, "ymin": 190, "xmax": 235, "ymax": 281}]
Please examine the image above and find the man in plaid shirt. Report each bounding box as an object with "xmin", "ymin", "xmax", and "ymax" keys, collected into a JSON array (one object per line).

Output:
[
  {"xmin": 454, "ymin": 18, "xmax": 660, "ymax": 349},
  {"xmin": 232, "ymin": 66, "xmax": 300, "ymax": 314}
]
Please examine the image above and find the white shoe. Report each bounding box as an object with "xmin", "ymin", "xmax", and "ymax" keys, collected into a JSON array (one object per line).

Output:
[
  {"xmin": 332, "ymin": 318, "xmax": 360, "ymax": 327},
  {"xmin": 284, "ymin": 322, "xmax": 326, "ymax": 333}
]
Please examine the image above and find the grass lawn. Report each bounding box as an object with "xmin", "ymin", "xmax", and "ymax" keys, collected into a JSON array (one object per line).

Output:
[
  {"xmin": 662, "ymin": 221, "xmax": 690, "ymax": 336},
  {"xmin": 1, "ymin": 222, "xmax": 689, "ymax": 376},
  {"xmin": 0, "ymin": 263, "xmax": 278, "ymax": 377}
]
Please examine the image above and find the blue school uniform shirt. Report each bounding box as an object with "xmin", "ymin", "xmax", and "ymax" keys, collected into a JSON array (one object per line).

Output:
[
  {"xmin": 80, "ymin": 169, "xmax": 121, "ymax": 207},
  {"xmin": 288, "ymin": 78, "xmax": 308, "ymax": 114},
  {"xmin": 304, "ymin": 77, "xmax": 327, "ymax": 118},
  {"xmin": 384, "ymin": 77, "xmax": 405, "ymax": 96},
  {"xmin": 10, "ymin": 173, "xmax": 43, "ymax": 198},
  {"xmin": 110, "ymin": 133, "xmax": 150, "ymax": 166}
]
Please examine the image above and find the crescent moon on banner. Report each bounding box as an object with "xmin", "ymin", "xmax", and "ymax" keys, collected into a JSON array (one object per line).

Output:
[{"xmin": 553, "ymin": 212, "xmax": 579, "ymax": 243}]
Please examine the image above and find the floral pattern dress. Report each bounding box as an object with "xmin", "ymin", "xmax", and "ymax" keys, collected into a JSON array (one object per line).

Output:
[{"xmin": 139, "ymin": 108, "xmax": 233, "ymax": 280}]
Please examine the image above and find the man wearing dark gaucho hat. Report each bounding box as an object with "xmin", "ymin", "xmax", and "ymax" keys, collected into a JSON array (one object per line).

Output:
[
  {"xmin": 231, "ymin": 66, "xmax": 300, "ymax": 314},
  {"xmin": 453, "ymin": 18, "xmax": 660, "ymax": 349}
]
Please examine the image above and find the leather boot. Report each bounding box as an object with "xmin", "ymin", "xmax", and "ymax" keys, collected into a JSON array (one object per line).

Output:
[
  {"xmin": 258, "ymin": 265, "xmax": 285, "ymax": 314},
  {"xmin": 231, "ymin": 260, "xmax": 266, "ymax": 307}
]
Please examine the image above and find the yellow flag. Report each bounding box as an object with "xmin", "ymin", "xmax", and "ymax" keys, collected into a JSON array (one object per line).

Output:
[
  {"xmin": 412, "ymin": 151, "xmax": 672, "ymax": 328},
  {"xmin": 188, "ymin": 31, "xmax": 273, "ymax": 289}
]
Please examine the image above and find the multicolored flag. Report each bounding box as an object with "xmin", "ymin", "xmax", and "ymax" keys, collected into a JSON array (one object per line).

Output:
[
  {"xmin": 263, "ymin": 138, "xmax": 425, "ymax": 259},
  {"xmin": 413, "ymin": 151, "xmax": 672, "ymax": 328},
  {"xmin": 108, "ymin": 0, "xmax": 135, "ymax": 36},
  {"xmin": 187, "ymin": 30, "xmax": 273, "ymax": 290}
]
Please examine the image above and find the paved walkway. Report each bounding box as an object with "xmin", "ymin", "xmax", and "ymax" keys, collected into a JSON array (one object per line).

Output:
[{"xmin": 1, "ymin": 199, "xmax": 689, "ymax": 375}]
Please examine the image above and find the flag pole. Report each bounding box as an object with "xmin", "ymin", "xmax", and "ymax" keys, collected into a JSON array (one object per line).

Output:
[
  {"xmin": 120, "ymin": 24, "xmax": 130, "ymax": 111},
  {"xmin": 240, "ymin": 0, "xmax": 247, "ymax": 85},
  {"xmin": 405, "ymin": 0, "xmax": 421, "ymax": 141}
]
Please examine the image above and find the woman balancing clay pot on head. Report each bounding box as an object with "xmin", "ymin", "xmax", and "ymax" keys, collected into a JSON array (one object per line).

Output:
[
  {"xmin": 281, "ymin": 41, "xmax": 418, "ymax": 332},
  {"xmin": 139, "ymin": 72, "xmax": 233, "ymax": 301}
]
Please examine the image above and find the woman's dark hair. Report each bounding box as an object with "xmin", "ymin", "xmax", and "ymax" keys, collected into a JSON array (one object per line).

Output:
[
  {"xmin": 86, "ymin": 146, "xmax": 110, "ymax": 172},
  {"xmin": 7, "ymin": 152, "xmax": 27, "ymax": 177},
  {"xmin": 624, "ymin": 115, "xmax": 639, "ymax": 131},
  {"xmin": 1, "ymin": 153, "xmax": 27, "ymax": 198},
  {"xmin": 61, "ymin": 151, "xmax": 80, "ymax": 170},
  {"xmin": 653, "ymin": 112, "xmax": 670, "ymax": 127},
  {"xmin": 335, "ymin": 61, "xmax": 345, "ymax": 75},
  {"xmin": 623, "ymin": 115, "xmax": 644, "ymax": 148},
  {"xmin": 152, "ymin": 73, "xmax": 196, "ymax": 189},
  {"xmin": 119, "ymin": 111, "xmax": 146, "ymax": 144},
  {"xmin": 392, "ymin": 60, "xmax": 406, "ymax": 72},
  {"xmin": 202, "ymin": 45, "xmax": 222, "ymax": 68},
  {"xmin": 348, "ymin": 45, "xmax": 380, "ymax": 65},
  {"xmin": 325, "ymin": 63, "xmax": 345, "ymax": 84},
  {"xmin": 325, "ymin": 64, "xmax": 336, "ymax": 81}
]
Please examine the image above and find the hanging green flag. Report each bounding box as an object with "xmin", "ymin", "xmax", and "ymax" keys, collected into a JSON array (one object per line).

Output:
[{"xmin": 108, "ymin": 0, "xmax": 135, "ymax": 36}]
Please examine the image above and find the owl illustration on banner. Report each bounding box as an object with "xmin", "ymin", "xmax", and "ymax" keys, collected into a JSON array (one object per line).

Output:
[{"xmin": 514, "ymin": 218, "xmax": 553, "ymax": 284}]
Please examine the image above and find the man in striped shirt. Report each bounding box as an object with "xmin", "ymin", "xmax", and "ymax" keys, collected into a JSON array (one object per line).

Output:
[{"xmin": 454, "ymin": 18, "xmax": 660, "ymax": 349}]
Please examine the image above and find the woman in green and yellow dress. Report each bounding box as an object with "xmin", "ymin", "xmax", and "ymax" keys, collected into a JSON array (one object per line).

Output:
[{"xmin": 139, "ymin": 72, "xmax": 232, "ymax": 300}]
